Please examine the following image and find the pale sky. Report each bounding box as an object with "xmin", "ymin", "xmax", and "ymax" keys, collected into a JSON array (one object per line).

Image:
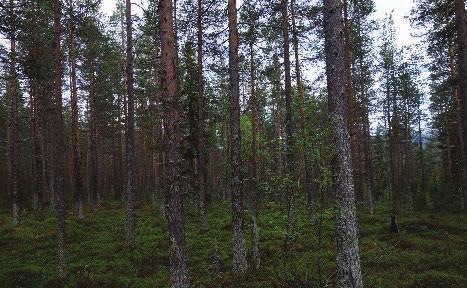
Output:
[{"xmin": 100, "ymin": 0, "xmax": 417, "ymax": 47}]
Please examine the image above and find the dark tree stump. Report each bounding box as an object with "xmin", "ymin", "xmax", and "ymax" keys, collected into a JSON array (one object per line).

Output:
[{"xmin": 390, "ymin": 214, "xmax": 400, "ymax": 233}]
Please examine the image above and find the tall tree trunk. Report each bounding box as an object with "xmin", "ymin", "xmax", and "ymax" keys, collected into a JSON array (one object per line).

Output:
[
  {"xmin": 273, "ymin": 54, "xmax": 284, "ymax": 180},
  {"xmin": 125, "ymin": 0, "xmax": 136, "ymax": 247},
  {"xmin": 343, "ymin": 0, "xmax": 360, "ymax": 202},
  {"xmin": 159, "ymin": 0, "xmax": 189, "ymax": 286},
  {"xmin": 362, "ymin": 85, "xmax": 374, "ymax": 214},
  {"xmin": 68, "ymin": 0, "xmax": 84, "ymax": 219},
  {"xmin": 53, "ymin": 0, "xmax": 67, "ymax": 278},
  {"xmin": 228, "ymin": 0, "xmax": 247, "ymax": 274},
  {"xmin": 448, "ymin": 43, "xmax": 466, "ymax": 200},
  {"xmin": 355, "ymin": 3, "xmax": 374, "ymax": 214},
  {"xmin": 291, "ymin": 0, "xmax": 311, "ymax": 205},
  {"xmin": 89, "ymin": 69, "xmax": 100, "ymax": 207},
  {"xmin": 30, "ymin": 79, "xmax": 44, "ymax": 213},
  {"xmin": 404, "ymin": 92, "xmax": 412, "ymax": 210},
  {"xmin": 455, "ymin": 0, "xmax": 467, "ymax": 210},
  {"xmin": 7, "ymin": 0, "xmax": 19, "ymax": 226},
  {"xmin": 249, "ymin": 42, "xmax": 260, "ymax": 270},
  {"xmin": 119, "ymin": 0, "xmax": 127, "ymax": 200},
  {"xmin": 196, "ymin": 0, "xmax": 207, "ymax": 231},
  {"xmin": 281, "ymin": 0, "xmax": 295, "ymax": 245},
  {"xmin": 151, "ymin": 44, "xmax": 162, "ymax": 210},
  {"xmin": 323, "ymin": 0, "xmax": 363, "ymax": 287},
  {"xmin": 418, "ymin": 111, "xmax": 426, "ymax": 209}
]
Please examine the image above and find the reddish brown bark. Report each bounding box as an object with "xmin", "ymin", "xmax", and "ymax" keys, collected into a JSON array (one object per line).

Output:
[
  {"xmin": 455, "ymin": 0, "xmax": 467, "ymax": 210},
  {"xmin": 291, "ymin": 0, "xmax": 313, "ymax": 205},
  {"xmin": 343, "ymin": 0, "xmax": 360, "ymax": 201},
  {"xmin": 68, "ymin": 0, "xmax": 84, "ymax": 219},
  {"xmin": 196, "ymin": 0, "xmax": 207, "ymax": 230},
  {"xmin": 273, "ymin": 54, "xmax": 284, "ymax": 180},
  {"xmin": 53, "ymin": 0, "xmax": 66, "ymax": 278},
  {"xmin": 159, "ymin": 0, "xmax": 189, "ymax": 286},
  {"xmin": 125, "ymin": 0, "xmax": 136, "ymax": 246},
  {"xmin": 7, "ymin": 0, "xmax": 19, "ymax": 226},
  {"xmin": 249, "ymin": 41, "xmax": 260, "ymax": 270},
  {"xmin": 281, "ymin": 0, "xmax": 295, "ymax": 245},
  {"xmin": 228, "ymin": 0, "xmax": 247, "ymax": 274}
]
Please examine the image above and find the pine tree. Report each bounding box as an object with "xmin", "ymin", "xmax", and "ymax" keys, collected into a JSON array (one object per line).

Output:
[
  {"xmin": 323, "ymin": 0, "xmax": 363, "ymax": 286},
  {"xmin": 125, "ymin": 0, "xmax": 136, "ymax": 247},
  {"xmin": 159, "ymin": 0, "xmax": 189, "ymax": 286},
  {"xmin": 52, "ymin": 0, "xmax": 67, "ymax": 278},
  {"xmin": 228, "ymin": 0, "xmax": 247, "ymax": 274}
]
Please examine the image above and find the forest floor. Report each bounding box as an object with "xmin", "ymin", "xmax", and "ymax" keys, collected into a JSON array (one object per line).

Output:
[{"xmin": 0, "ymin": 201, "xmax": 466, "ymax": 288}]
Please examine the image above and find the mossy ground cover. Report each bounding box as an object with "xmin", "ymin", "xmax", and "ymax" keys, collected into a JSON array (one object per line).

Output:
[{"xmin": 0, "ymin": 202, "xmax": 466, "ymax": 287}]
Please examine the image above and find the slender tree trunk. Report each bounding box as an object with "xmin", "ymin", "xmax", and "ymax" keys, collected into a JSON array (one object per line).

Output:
[
  {"xmin": 281, "ymin": 0, "xmax": 295, "ymax": 245},
  {"xmin": 362, "ymin": 86, "xmax": 374, "ymax": 214},
  {"xmin": 454, "ymin": 0, "xmax": 467, "ymax": 210},
  {"xmin": 119, "ymin": 1, "xmax": 127, "ymax": 200},
  {"xmin": 89, "ymin": 68, "xmax": 100, "ymax": 207},
  {"xmin": 159, "ymin": 0, "xmax": 189, "ymax": 286},
  {"xmin": 273, "ymin": 54, "xmax": 284, "ymax": 180},
  {"xmin": 228, "ymin": 0, "xmax": 247, "ymax": 274},
  {"xmin": 323, "ymin": 0, "xmax": 363, "ymax": 287},
  {"xmin": 151, "ymin": 44, "xmax": 161, "ymax": 210},
  {"xmin": 447, "ymin": 44, "xmax": 466, "ymax": 202},
  {"xmin": 68, "ymin": 0, "xmax": 84, "ymax": 219},
  {"xmin": 404, "ymin": 93, "xmax": 412, "ymax": 210},
  {"xmin": 355, "ymin": 5, "xmax": 374, "ymax": 214},
  {"xmin": 196, "ymin": 0, "xmax": 207, "ymax": 230},
  {"xmin": 249, "ymin": 42, "xmax": 260, "ymax": 270},
  {"xmin": 125, "ymin": 0, "xmax": 136, "ymax": 246},
  {"xmin": 53, "ymin": 0, "xmax": 67, "ymax": 278},
  {"xmin": 418, "ymin": 112, "xmax": 426, "ymax": 209},
  {"xmin": 30, "ymin": 79, "xmax": 44, "ymax": 213},
  {"xmin": 343, "ymin": 0, "xmax": 360, "ymax": 202},
  {"xmin": 7, "ymin": 0, "xmax": 19, "ymax": 226},
  {"xmin": 291, "ymin": 0, "xmax": 312, "ymax": 207}
]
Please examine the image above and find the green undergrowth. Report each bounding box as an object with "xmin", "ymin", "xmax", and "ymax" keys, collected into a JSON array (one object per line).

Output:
[{"xmin": 0, "ymin": 201, "xmax": 466, "ymax": 287}]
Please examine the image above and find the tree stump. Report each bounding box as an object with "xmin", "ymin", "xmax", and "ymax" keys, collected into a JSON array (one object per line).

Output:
[{"xmin": 390, "ymin": 214, "xmax": 399, "ymax": 233}]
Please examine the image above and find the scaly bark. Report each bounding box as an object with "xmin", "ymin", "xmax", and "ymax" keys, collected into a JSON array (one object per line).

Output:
[
  {"xmin": 159, "ymin": 0, "xmax": 189, "ymax": 286},
  {"xmin": 448, "ymin": 43, "xmax": 466, "ymax": 201},
  {"xmin": 273, "ymin": 54, "xmax": 284, "ymax": 180},
  {"xmin": 68, "ymin": 0, "xmax": 84, "ymax": 219},
  {"xmin": 196, "ymin": 0, "xmax": 207, "ymax": 230},
  {"xmin": 250, "ymin": 42, "xmax": 260, "ymax": 270},
  {"xmin": 53, "ymin": 0, "xmax": 67, "ymax": 278},
  {"xmin": 30, "ymin": 79, "xmax": 44, "ymax": 213},
  {"xmin": 125, "ymin": 0, "xmax": 136, "ymax": 247},
  {"xmin": 323, "ymin": 0, "xmax": 363, "ymax": 286},
  {"xmin": 228, "ymin": 0, "xmax": 247, "ymax": 274},
  {"xmin": 7, "ymin": 0, "xmax": 19, "ymax": 226},
  {"xmin": 344, "ymin": 0, "xmax": 360, "ymax": 201},
  {"xmin": 455, "ymin": 0, "xmax": 467, "ymax": 210},
  {"xmin": 89, "ymin": 65, "xmax": 100, "ymax": 207},
  {"xmin": 291, "ymin": 0, "xmax": 313, "ymax": 206},
  {"xmin": 281, "ymin": 0, "xmax": 295, "ymax": 245}
]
